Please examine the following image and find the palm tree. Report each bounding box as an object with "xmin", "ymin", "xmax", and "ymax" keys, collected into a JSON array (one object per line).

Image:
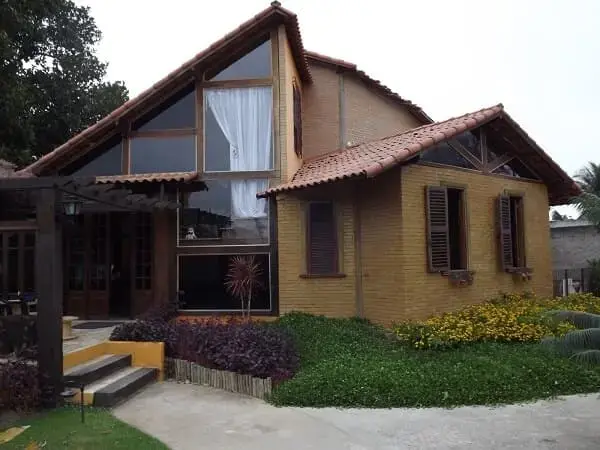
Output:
[
  {"xmin": 572, "ymin": 162, "xmax": 600, "ymax": 227},
  {"xmin": 543, "ymin": 311, "xmax": 600, "ymax": 364},
  {"xmin": 575, "ymin": 162, "xmax": 600, "ymax": 195}
]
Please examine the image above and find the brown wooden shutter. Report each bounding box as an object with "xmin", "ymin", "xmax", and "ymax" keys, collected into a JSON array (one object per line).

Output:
[
  {"xmin": 497, "ymin": 195, "xmax": 513, "ymax": 270},
  {"xmin": 307, "ymin": 202, "xmax": 338, "ymax": 274},
  {"xmin": 426, "ymin": 186, "xmax": 450, "ymax": 272},
  {"xmin": 293, "ymin": 81, "xmax": 303, "ymax": 158}
]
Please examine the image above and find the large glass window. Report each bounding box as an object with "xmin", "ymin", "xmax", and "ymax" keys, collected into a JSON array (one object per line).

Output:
[
  {"xmin": 179, "ymin": 179, "xmax": 269, "ymax": 246},
  {"xmin": 178, "ymin": 254, "xmax": 270, "ymax": 311},
  {"xmin": 72, "ymin": 142, "xmax": 123, "ymax": 177},
  {"xmin": 210, "ymin": 40, "xmax": 271, "ymax": 81},
  {"xmin": 134, "ymin": 90, "xmax": 195, "ymax": 131},
  {"xmin": 204, "ymin": 87, "xmax": 273, "ymax": 172},
  {"xmin": 0, "ymin": 231, "xmax": 36, "ymax": 296},
  {"xmin": 130, "ymin": 135, "xmax": 196, "ymax": 174}
]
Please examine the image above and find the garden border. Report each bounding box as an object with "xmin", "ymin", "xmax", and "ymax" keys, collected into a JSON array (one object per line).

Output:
[{"xmin": 165, "ymin": 357, "xmax": 272, "ymax": 400}]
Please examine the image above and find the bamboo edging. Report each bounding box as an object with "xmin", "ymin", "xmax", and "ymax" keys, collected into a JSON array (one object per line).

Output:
[{"xmin": 165, "ymin": 358, "xmax": 272, "ymax": 400}]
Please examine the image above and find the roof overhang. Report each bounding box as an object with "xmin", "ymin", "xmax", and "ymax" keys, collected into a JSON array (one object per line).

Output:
[{"xmin": 260, "ymin": 104, "xmax": 580, "ymax": 206}]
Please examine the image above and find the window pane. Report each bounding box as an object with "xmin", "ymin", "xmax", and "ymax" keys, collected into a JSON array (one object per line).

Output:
[
  {"xmin": 135, "ymin": 89, "xmax": 196, "ymax": 131},
  {"xmin": 131, "ymin": 136, "xmax": 196, "ymax": 174},
  {"xmin": 7, "ymin": 249, "xmax": 18, "ymax": 292},
  {"xmin": 455, "ymin": 131, "xmax": 481, "ymax": 161},
  {"xmin": 73, "ymin": 143, "xmax": 122, "ymax": 177},
  {"xmin": 210, "ymin": 40, "xmax": 271, "ymax": 81},
  {"xmin": 421, "ymin": 142, "xmax": 476, "ymax": 169},
  {"xmin": 494, "ymin": 158, "xmax": 538, "ymax": 180},
  {"xmin": 204, "ymin": 87, "xmax": 273, "ymax": 172},
  {"xmin": 179, "ymin": 254, "xmax": 270, "ymax": 310},
  {"xmin": 179, "ymin": 180, "xmax": 269, "ymax": 246},
  {"xmin": 23, "ymin": 247, "xmax": 35, "ymax": 292}
]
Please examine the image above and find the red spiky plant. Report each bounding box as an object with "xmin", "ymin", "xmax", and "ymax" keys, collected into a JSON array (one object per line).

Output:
[{"xmin": 224, "ymin": 255, "xmax": 264, "ymax": 319}]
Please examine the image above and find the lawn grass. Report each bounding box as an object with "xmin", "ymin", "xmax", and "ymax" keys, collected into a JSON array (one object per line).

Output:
[
  {"xmin": 1, "ymin": 407, "xmax": 167, "ymax": 449},
  {"xmin": 270, "ymin": 313, "xmax": 600, "ymax": 408}
]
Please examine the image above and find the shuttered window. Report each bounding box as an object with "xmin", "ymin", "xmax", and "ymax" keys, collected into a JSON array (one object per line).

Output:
[
  {"xmin": 426, "ymin": 186, "xmax": 450, "ymax": 272},
  {"xmin": 426, "ymin": 186, "xmax": 467, "ymax": 272},
  {"xmin": 293, "ymin": 80, "xmax": 302, "ymax": 158},
  {"xmin": 306, "ymin": 202, "xmax": 338, "ymax": 275},
  {"xmin": 497, "ymin": 195, "xmax": 525, "ymax": 270}
]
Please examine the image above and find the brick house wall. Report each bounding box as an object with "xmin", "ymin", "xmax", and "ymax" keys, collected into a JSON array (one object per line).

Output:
[
  {"xmin": 277, "ymin": 190, "xmax": 357, "ymax": 317},
  {"xmin": 396, "ymin": 164, "xmax": 552, "ymax": 322},
  {"xmin": 302, "ymin": 62, "xmax": 423, "ymax": 161}
]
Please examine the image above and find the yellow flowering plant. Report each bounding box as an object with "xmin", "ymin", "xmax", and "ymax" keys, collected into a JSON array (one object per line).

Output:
[{"xmin": 393, "ymin": 293, "xmax": 600, "ymax": 349}]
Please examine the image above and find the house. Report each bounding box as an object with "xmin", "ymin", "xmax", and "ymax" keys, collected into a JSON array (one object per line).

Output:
[
  {"xmin": 550, "ymin": 219, "xmax": 599, "ymax": 295},
  {"xmin": 8, "ymin": 2, "xmax": 579, "ymax": 324}
]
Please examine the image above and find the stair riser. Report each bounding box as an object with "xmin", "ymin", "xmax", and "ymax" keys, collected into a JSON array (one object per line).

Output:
[
  {"xmin": 94, "ymin": 369, "xmax": 157, "ymax": 407},
  {"xmin": 64, "ymin": 354, "xmax": 132, "ymax": 386}
]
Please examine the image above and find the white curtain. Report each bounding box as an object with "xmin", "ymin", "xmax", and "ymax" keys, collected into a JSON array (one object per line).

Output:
[{"xmin": 205, "ymin": 87, "xmax": 272, "ymax": 218}]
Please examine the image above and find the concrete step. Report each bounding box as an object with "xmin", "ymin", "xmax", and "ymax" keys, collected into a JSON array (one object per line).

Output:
[
  {"xmin": 92, "ymin": 367, "xmax": 157, "ymax": 407},
  {"xmin": 64, "ymin": 354, "xmax": 132, "ymax": 386}
]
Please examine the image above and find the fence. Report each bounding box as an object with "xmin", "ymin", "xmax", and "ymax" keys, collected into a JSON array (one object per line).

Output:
[
  {"xmin": 165, "ymin": 357, "xmax": 272, "ymax": 400},
  {"xmin": 552, "ymin": 268, "xmax": 594, "ymax": 297}
]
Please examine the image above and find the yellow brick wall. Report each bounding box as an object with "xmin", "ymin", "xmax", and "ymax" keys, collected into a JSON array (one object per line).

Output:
[
  {"xmin": 357, "ymin": 171, "xmax": 406, "ymax": 325},
  {"xmin": 278, "ymin": 26, "xmax": 303, "ymax": 182},
  {"xmin": 302, "ymin": 63, "xmax": 341, "ymax": 160},
  {"xmin": 343, "ymin": 75, "xmax": 422, "ymax": 146},
  {"xmin": 277, "ymin": 192, "xmax": 357, "ymax": 317},
  {"xmin": 396, "ymin": 164, "xmax": 552, "ymax": 323}
]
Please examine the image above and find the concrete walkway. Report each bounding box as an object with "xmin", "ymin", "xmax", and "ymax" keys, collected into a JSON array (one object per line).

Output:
[
  {"xmin": 62, "ymin": 325, "xmax": 115, "ymax": 353},
  {"xmin": 113, "ymin": 382, "xmax": 600, "ymax": 450}
]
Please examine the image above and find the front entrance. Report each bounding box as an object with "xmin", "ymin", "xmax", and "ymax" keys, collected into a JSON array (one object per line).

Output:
[{"xmin": 64, "ymin": 212, "xmax": 153, "ymax": 319}]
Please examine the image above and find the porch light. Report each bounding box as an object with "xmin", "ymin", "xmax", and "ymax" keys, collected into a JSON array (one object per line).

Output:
[{"xmin": 62, "ymin": 199, "xmax": 82, "ymax": 216}]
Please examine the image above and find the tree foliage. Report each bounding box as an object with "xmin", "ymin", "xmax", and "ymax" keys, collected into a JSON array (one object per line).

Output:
[
  {"xmin": 0, "ymin": 0, "xmax": 128, "ymax": 167},
  {"xmin": 572, "ymin": 162, "xmax": 600, "ymax": 228}
]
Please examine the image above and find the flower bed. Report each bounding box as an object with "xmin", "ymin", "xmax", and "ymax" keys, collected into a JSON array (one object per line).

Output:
[
  {"xmin": 110, "ymin": 317, "xmax": 298, "ymax": 383},
  {"xmin": 393, "ymin": 293, "xmax": 600, "ymax": 349},
  {"xmin": 165, "ymin": 357, "xmax": 272, "ymax": 399}
]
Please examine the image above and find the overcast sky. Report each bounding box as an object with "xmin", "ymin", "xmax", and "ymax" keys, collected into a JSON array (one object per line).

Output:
[{"xmin": 77, "ymin": 0, "xmax": 600, "ymax": 213}]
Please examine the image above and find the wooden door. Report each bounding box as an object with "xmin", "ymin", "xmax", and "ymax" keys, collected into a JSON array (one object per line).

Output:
[
  {"xmin": 131, "ymin": 213, "xmax": 153, "ymax": 317},
  {"xmin": 64, "ymin": 214, "xmax": 110, "ymax": 318},
  {"xmin": 86, "ymin": 214, "xmax": 110, "ymax": 318}
]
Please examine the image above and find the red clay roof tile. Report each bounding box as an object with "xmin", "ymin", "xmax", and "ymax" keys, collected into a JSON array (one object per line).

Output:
[
  {"xmin": 95, "ymin": 172, "xmax": 199, "ymax": 185},
  {"xmin": 261, "ymin": 105, "xmax": 503, "ymax": 197}
]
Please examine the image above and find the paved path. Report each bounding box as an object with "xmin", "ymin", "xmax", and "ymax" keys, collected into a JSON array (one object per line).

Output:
[
  {"xmin": 113, "ymin": 382, "xmax": 600, "ymax": 450},
  {"xmin": 63, "ymin": 325, "xmax": 115, "ymax": 353}
]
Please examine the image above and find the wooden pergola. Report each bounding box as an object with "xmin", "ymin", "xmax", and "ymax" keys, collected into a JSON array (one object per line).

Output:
[{"xmin": 0, "ymin": 175, "xmax": 179, "ymax": 407}]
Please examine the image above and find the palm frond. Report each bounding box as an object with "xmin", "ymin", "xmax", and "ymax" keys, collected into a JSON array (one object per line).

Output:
[
  {"xmin": 551, "ymin": 328, "xmax": 600, "ymax": 352},
  {"xmin": 571, "ymin": 192, "xmax": 600, "ymax": 225},
  {"xmin": 570, "ymin": 350, "xmax": 600, "ymax": 365},
  {"xmin": 547, "ymin": 310, "xmax": 600, "ymax": 329}
]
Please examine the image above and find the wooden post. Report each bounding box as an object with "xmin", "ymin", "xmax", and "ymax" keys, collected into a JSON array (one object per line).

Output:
[{"xmin": 36, "ymin": 188, "xmax": 63, "ymax": 408}]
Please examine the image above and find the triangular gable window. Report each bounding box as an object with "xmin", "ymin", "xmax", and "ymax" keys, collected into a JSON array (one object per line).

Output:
[
  {"xmin": 454, "ymin": 131, "xmax": 481, "ymax": 161},
  {"xmin": 134, "ymin": 86, "xmax": 195, "ymax": 131},
  {"xmin": 209, "ymin": 39, "xmax": 272, "ymax": 81},
  {"xmin": 65, "ymin": 138, "xmax": 122, "ymax": 176},
  {"xmin": 421, "ymin": 141, "xmax": 477, "ymax": 170},
  {"xmin": 492, "ymin": 158, "xmax": 539, "ymax": 180}
]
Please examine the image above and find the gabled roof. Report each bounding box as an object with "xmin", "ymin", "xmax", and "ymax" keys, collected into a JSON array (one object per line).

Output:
[
  {"xmin": 305, "ymin": 51, "xmax": 431, "ymax": 124},
  {"xmin": 260, "ymin": 104, "xmax": 580, "ymax": 205},
  {"xmin": 22, "ymin": 1, "xmax": 310, "ymax": 176}
]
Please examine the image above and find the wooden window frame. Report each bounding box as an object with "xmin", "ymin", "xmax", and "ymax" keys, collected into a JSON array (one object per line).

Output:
[
  {"xmin": 303, "ymin": 201, "xmax": 342, "ymax": 278},
  {"xmin": 292, "ymin": 78, "xmax": 302, "ymax": 158},
  {"xmin": 497, "ymin": 194, "xmax": 528, "ymax": 272},
  {"xmin": 426, "ymin": 185, "xmax": 469, "ymax": 274}
]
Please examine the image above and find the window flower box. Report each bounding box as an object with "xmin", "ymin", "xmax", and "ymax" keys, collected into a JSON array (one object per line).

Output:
[{"xmin": 447, "ymin": 270, "xmax": 475, "ymax": 286}]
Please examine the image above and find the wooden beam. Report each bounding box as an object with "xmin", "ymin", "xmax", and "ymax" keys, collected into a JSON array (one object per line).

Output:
[
  {"xmin": 35, "ymin": 188, "xmax": 63, "ymax": 407},
  {"xmin": 0, "ymin": 176, "xmax": 92, "ymax": 190},
  {"xmin": 486, "ymin": 154, "xmax": 514, "ymax": 173},
  {"xmin": 447, "ymin": 139, "xmax": 484, "ymax": 170}
]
